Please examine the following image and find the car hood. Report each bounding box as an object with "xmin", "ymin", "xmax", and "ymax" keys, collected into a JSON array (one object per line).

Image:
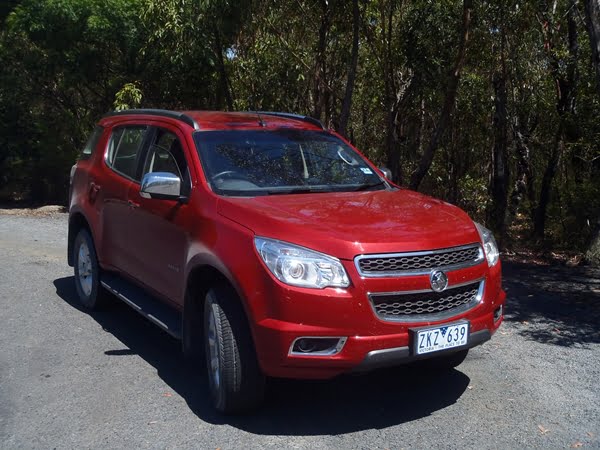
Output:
[{"xmin": 217, "ymin": 189, "xmax": 481, "ymax": 260}]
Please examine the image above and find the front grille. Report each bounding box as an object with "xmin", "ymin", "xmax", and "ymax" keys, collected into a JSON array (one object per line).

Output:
[
  {"xmin": 369, "ymin": 281, "xmax": 482, "ymax": 322},
  {"xmin": 356, "ymin": 244, "xmax": 482, "ymax": 276}
]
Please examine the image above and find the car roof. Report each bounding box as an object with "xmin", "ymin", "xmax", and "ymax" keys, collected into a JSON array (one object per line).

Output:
[{"xmin": 100, "ymin": 109, "xmax": 325, "ymax": 132}]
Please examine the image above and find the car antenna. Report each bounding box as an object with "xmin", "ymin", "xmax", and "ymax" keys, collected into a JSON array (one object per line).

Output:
[{"xmin": 255, "ymin": 111, "xmax": 266, "ymax": 127}]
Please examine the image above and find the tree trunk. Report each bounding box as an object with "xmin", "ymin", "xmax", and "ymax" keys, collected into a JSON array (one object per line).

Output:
[
  {"xmin": 313, "ymin": 1, "xmax": 330, "ymax": 121},
  {"xmin": 507, "ymin": 127, "xmax": 534, "ymax": 226},
  {"xmin": 409, "ymin": 0, "xmax": 473, "ymax": 191},
  {"xmin": 534, "ymin": 125, "xmax": 563, "ymax": 238},
  {"xmin": 582, "ymin": 0, "xmax": 600, "ymax": 263},
  {"xmin": 585, "ymin": 219, "xmax": 600, "ymax": 266},
  {"xmin": 488, "ymin": 71, "xmax": 510, "ymax": 241},
  {"xmin": 338, "ymin": 0, "xmax": 360, "ymax": 138},
  {"xmin": 583, "ymin": 0, "xmax": 600, "ymax": 96},
  {"xmin": 382, "ymin": 1, "xmax": 399, "ymax": 181},
  {"xmin": 533, "ymin": 0, "xmax": 579, "ymax": 239},
  {"xmin": 213, "ymin": 27, "xmax": 234, "ymax": 111}
]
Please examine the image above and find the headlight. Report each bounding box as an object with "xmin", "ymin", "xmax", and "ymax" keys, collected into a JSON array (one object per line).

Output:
[
  {"xmin": 254, "ymin": 237, "xmax": 350, "ymax": 289},
  {"xmin": 475, "ymin": 222, "xmax": 499, "ymax": 267}
]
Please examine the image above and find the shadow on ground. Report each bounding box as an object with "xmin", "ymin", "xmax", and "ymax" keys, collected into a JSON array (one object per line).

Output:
[
  {"xmin": 54, "ymin": 276, "xmax": 470, "ymax": 435},
  {"xmin": 502, "ymin": 261, "xmax": 600, "ymax": 347}
]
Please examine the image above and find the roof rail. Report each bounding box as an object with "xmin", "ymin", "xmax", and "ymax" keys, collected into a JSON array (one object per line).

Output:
[
  {"xmin": 258, "ymin": 112, "xmax": 325, "ymax": 130},
  {"xmin": 103, "ymin": 109, "xmax": 198, "ymax": 129}
]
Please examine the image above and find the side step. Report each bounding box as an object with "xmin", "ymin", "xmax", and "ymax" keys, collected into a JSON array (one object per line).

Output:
[{"xmin": 101, "ymin": 273, "xmax": 182, "ymax": 340}]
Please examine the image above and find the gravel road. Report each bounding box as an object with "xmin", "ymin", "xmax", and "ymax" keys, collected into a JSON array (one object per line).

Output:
[{"xmin": 1, "ymin": 213, "xmax": 599, "ymax": 449}]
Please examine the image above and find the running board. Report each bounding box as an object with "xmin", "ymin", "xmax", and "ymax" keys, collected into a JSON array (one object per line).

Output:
[{"xmin": 101, "ymin": 273, "xmax": 182, "ymax": 340}]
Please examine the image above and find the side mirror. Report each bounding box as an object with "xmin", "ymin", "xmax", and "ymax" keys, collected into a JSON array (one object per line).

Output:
[
  {"xmin": 140, "ymin": 172, "xmax": 182, "ymax": 200},
  {"xmin": 379, "ymin": 167, "xmax": 393, "ymax": 181}
]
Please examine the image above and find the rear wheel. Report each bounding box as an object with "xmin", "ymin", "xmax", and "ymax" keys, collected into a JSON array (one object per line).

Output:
[
  {"xmin": 73, "ymin": 229, "xmax": 107, "ymax": 310},
  {"xmin": 204, "ymin": 285, "xmax": 265, "ymax": 414}
]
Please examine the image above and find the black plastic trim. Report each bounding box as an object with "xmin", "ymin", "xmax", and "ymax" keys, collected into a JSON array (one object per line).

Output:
[
  {"xmin": 353, "ymin": 329, "xmax": 491, "ymax": 372},
  {"xmin": 258, "ymin": 111, "xmax": 325, "ymax": 130},
  {"xmin": 101, "ymin": 272, "xmax": 182, "ymax": 339},
  {"xmin": 104, "ymin": 109, "xmax": 198, "ymax": 130}
]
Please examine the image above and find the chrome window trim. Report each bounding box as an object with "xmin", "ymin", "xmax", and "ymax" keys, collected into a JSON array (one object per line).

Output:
[
  {"xmin": 354, "ymin": 243, "xmax": 484, "ymax": 278},
  {"xmin": 368, "ymin": 279, "xmax": 485, "ymax": 323},
  {"xmin": 288, "ymin": 336, "xmax": 348, "ymax": 357}
]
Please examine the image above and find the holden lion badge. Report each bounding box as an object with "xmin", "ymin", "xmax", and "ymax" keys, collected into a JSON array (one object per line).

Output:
[{"xmin": 430, "ymin": 270, "xmax": 448, "ymax": 292}]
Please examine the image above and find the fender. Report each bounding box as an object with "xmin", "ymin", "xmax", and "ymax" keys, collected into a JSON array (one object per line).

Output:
[{"xmin": 184, "ymin": 250, "xmax": 250, "ymax": 315}]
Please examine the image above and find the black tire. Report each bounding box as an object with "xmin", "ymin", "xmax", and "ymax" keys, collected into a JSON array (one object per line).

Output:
[
  {"xmin": 73, "ymin": 228, "xmax": 107, "ymax": 310},
  {"xmin": 421, "ymin": 349, "xmax": 469, "ymax": 371},
  {"xmin": 204, "ymin": 285, "xmax": 265, "ymax": 414}
]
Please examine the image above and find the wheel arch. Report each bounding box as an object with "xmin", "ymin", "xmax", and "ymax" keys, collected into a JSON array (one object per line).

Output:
[
  {"xmin": 182, "ymin": 256, "xmax": 254, "ymax": 359},
  {"xmin": 68, "ymin": 211, "xmax": 93, "ymax": 267}
]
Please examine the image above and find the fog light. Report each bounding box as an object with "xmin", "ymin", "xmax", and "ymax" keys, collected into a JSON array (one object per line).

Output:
[
  {"xmin": 290, "ymin": 337, "xmax": 347, "ymax": 355},
  {"xmin": 494, "ymin": 305, "xmax": 503, "ymax": 322}
]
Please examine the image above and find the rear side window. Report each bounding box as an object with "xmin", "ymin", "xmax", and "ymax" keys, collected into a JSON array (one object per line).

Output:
[
  {"xmin": 106, "ymin": 127, "xmax": 147, "ymax": 180},
  {"xmin": 80, "ymin": 126, "xmax": 104, "ymax": 160}
]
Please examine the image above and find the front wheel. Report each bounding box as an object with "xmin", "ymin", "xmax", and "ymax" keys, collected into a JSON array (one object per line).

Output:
[{"xmin": 204, "ymin": 286, "xmax": 265, "ymax": 414}]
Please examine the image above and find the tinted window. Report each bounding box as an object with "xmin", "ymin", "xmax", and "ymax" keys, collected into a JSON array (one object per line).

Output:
[
  {"xmin": 194, "ymin": 130, "xmax": 386, "ymax": 196},
  {"xmin": 80, "ymin": 126, "xmax": 103, "ymax": 159},
  {"xmin": 106, "ymin": 127, "xmax": 146, "ymax": 180},
  {"xmin": 143, "ymin": 130, "xmax": 186, "ymax": 179}
]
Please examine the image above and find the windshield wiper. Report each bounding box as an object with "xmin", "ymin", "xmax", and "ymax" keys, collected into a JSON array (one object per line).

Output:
[
  {"xmin": 354, "ymin": 181, "xmax": 386, "ymax": 191},
  {"xmin": 266, "ymin": 187, "xmax": 328, "ymax": 195}
]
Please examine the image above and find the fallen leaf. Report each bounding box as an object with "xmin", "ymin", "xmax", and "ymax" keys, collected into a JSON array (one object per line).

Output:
[
  {"xmin": 538, "ymin": 424, "xmax": 549, "ymax": 435},
  {"xmin": 571, "ymin": 442, "xmax": 583, "ymax": 448}
]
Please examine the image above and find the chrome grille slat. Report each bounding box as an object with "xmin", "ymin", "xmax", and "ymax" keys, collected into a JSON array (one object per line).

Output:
[
  {"xmin": 355, "ymin": 244, "xmax": 483, "ymax": 277},
  {"xmin": 369, "ymin": 281, "xmax": 483, "ymax": 322}
]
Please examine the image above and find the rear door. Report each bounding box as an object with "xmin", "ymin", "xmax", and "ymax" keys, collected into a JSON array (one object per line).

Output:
[
  {"xmin": 125, "ymin": 125, "xmax": 192, "ymax": 306},
  {"xmin": 100, "ymin": 125, "xmax": 149, "ymax": 271}
]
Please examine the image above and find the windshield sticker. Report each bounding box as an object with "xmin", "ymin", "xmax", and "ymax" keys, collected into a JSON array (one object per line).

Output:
[{"xmin": 360, "ymin": 167, "xmax": 373, "ymax": 174}]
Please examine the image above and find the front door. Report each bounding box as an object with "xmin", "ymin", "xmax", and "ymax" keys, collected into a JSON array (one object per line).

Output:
[{"xmin": 125, "ymin": 126, "xmax": 191, "ymax": 306}]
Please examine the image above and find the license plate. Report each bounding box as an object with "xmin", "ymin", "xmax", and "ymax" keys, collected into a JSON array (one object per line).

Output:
[{"xmin": 414, "ymin": 322, "xmax": 469, "ymax": 355}]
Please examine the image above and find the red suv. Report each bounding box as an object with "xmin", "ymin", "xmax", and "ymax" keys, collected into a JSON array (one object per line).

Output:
[{"xmin": 68, "ymin": 109, "xmax": 505, "ymax": 413}]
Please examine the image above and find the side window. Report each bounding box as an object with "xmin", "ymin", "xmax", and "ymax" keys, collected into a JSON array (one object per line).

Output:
[
  {"xmin": 143, "ymin": 130, "xmax": 187, "ymax": 180},
  {"xmin": 106, "ymin": 127, "xmax": 146, "ymax": 180},
  {"xmin": 80, "ymin": 126, "xmax": 104, "ymax": 160}
]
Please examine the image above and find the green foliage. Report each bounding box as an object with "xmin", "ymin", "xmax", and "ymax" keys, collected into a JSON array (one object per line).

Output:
[
  {"xmin": 0, "ymin": 0, "xmax": 599, "ymax": 253},
  {"xmin": 114, "ymin": 83, "xmax": 143, "ymax": 111}
]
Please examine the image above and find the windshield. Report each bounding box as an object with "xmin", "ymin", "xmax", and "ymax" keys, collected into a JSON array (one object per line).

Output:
[{"xmin": 193, "ymin": 129, "xmax": 388, "ymax": 196}]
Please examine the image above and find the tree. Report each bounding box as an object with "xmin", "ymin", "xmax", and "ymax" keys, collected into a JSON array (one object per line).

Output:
[
  {"xmin": 583, "ymin": 0, "xmax": 600, "ymax": 96},
  {"xmin": 409, "ymin": 0, "xmax": 473, "ymax": 191},
  {"xmin": 337, "ymin": 0, "xmax": 360, "ymax": 138}
]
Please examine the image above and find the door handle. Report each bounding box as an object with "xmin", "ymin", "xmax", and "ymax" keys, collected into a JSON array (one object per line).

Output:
[
  {"xmin": 128, "ymin": 200, "xmax": 140, "ymax": 209},
  {"xmin": 89, "ymin": 182, "xmax": 101, "ymax": 202}
]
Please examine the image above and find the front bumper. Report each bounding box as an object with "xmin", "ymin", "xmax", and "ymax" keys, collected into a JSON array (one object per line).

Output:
[
  {"xmin": 253, "ymin": 291, "xmax": 504, "ymax": 379},
  {"xmin": 248, "ymin": 254, "xmax": 505, "ymax": 379}
]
